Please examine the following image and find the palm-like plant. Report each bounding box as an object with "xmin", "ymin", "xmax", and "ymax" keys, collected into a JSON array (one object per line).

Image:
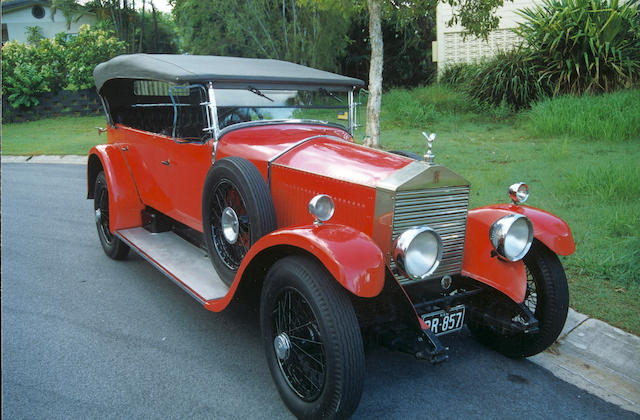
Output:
[{"xmin": 516, "ymin": 0, "xmax": 640, "ymax": 94}]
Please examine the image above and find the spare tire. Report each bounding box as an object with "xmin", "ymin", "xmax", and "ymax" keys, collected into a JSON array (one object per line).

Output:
[{"xmin": 202, "ymin": 157, "xmax": 277, "ymax": 286}]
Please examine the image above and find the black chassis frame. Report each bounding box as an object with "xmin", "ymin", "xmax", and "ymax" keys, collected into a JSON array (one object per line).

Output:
[{"xmin": 354, "ymin": 271, "xmax": 539, "ymax": 363}]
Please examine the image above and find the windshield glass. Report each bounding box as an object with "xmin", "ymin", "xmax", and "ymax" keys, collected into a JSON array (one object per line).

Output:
[{"xmin": 214, "ymin": 88, "xmax": 350, "ymax": 130}]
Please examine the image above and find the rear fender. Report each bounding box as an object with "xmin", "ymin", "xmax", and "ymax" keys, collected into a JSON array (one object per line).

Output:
[
  {"xmin": 88, "ymin": 145, "xmax": 143, "ymax": 231},
  {"xmin": 204, "ymin": 224, "xmax": 385, "ymax": 312},
  {"xmin": 462, "ymin": 205, "xmax": 575, "ymax": 303}
]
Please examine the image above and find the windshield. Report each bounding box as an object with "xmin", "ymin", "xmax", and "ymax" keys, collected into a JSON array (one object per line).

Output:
[{"xmin": 213, "ymin": 88, "xmax": 350, "ymax": 130}]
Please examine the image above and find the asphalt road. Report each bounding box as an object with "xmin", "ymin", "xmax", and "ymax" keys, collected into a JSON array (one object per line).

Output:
[{"xmin": 2, "ymin": 163, "xmax": 637, "ymax": 419}]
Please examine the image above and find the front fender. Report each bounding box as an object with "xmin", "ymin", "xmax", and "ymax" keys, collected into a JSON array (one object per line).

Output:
[
  {"xmin": 480, "ymin": 204, "xmax": 575, "ymax": 256},
  {"xmin": 462, "ymin": 205, "xmax": 574, "ymax": 303},
  {"xmin": 251, "ymin": 224, "xmax": 385, "ymax": 296},
  {"xmin": 217, "ymin": 224, "xmax": 384, "ymax": 307},
  {"xmin": 88, "ymin": 145, "xmax": 143, "ymax": 231}
]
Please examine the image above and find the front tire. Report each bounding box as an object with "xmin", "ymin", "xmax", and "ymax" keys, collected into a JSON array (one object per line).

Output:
[
  {"xmin": 94, "ymin": 171, "xmax": 129, "ymax": 260},
  {"xmin": 260, "ymin": 256, "xmax": 365, "ymax": 419},
  {"xmin": 470, "ymin": 240, "xmax": 569, "ymax": 358}
]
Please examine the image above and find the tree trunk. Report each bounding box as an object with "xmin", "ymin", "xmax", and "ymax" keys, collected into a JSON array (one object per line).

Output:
[
  {"xmin": 139, "ymin": 0, "xmax": 145, "ymax": 52},
  {"xmin": 364, "ymin": 0, "xmax": 383, "ymax": 148}
]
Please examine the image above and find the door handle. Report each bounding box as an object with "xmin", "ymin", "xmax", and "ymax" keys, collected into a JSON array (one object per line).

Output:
[
  {"xmin": 161, "ymin": 159, "xmax": 170, "ymax": 166},
  {"xmin": 121, "ymin": 146, "xmax": 128, "ymax": 151}
]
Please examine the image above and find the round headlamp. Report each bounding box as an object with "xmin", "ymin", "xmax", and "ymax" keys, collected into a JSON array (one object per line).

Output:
[
  {"xmin": 392, "ymin": 227, "xmax": 443, "ymax": 280},
  {"xmin": 308, "ymin": 194, "xmax": 335, "ymax": 223},
  {"xmin": 490, "ymin": 214, "xmax": 533, "ymax": 261},
  {"xmin": 509, "ymin": 182, "xmax": 529, "ymax": 204}
]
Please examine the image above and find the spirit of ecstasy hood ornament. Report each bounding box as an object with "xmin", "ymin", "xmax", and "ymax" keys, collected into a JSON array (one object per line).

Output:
[{"xmin": 422, "ymin": 132, "xmax": 436, "ymax": 165}]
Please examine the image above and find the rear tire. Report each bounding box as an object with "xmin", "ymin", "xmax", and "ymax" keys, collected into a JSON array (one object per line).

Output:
[
  {"xmin": 94, "ymin": 171, "xmax": 129, "ymax": 260},
  {"xmin": 470, "ymin": 241, "xmax": 569, "ymax": 358},
  {"xmin": 260, "ymin": 256, "xmax": 365, "ymax": 419}
]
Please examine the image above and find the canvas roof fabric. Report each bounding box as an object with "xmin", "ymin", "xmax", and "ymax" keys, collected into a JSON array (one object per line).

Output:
[{"xmin": 94, "ymin": 54, "xmax": 365, "ymax": 92}]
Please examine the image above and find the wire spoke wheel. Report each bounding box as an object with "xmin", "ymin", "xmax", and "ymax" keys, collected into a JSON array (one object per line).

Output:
[
  {"xmin": 93, "ymin": 171, "xmax": 129, "ymax": 260},
  {"xmin": 209, "ymin": 179, "xmax": 250, "ymax": 270},
  {"xmin": 272, "ymin": 288, "xmax": 326, "ymax": 401},
  {"xmin": 96, "ymin": 183, "xmax": 113, "ymax": 245},
  {"xmin": 468, "ymin": 241, "xmax": 569, "ymax": 358},
  {"xmin": 524, "ymin": 266, "xmax": 538, "ymax": 314},
  {"xmin": 260, "ymin": 256, "xmax": 365, "ymax": 419},
  {"xmin": 202, "ymin": 157, "xmax": 277, "ymax": 286}
]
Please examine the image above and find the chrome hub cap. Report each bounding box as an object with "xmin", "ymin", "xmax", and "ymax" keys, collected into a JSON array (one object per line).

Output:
[
  {"xmin": 221, "ymin": 207, "xmax": 239, "ymax": 244},
  {"xmin": 274, "ymin": 332, "xmax": 291, "ymax": 361}
]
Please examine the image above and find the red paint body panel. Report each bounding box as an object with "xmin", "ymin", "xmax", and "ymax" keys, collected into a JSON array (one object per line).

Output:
[
  {"xmin": 89, "ymin": 144, "xmax": 144, "ymax": 231},
  {"xmin": 205, "ymin": 224, "xmax": 386, "ymax": 312},
  {"xmin": 479, "ymin": 204, "xmax": 576, "ymax": 256},
  {"xmin": 110, "ymin": 125, "xmax": 214, "ymax": 231},
  {"xmin": 270, "ymin": 165, "xmax": 376, "ymax": 235},
  {"xmin": 462, "ymin": 205, "xmax": 575, "ymax": 303}
]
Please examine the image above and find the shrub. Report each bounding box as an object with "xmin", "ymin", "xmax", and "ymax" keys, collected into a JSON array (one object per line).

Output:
[
  {"xmin": 1, "ymin": 25, "xmax": 126, "ymax": 109},
  {"xmin": 3, "ymin": 64, "xmax": 48, "ymax": 108},
  {"xmin": 462, "ymin": 49, "xmax": 551, "ymax": 110},
  {"xmin": 516, "ymin": 0, "xmax": 640, "ymax": 95},
  {"xmin": 527, "ymin": 89, "xmax": 640, "ymax": 142},
  {"xmin": 439, "ymin": 63, "xmax": 477, "ymax": 87},
  {"xmin": 65, "ymin": 25, "xmax": 127, "ymax": 90},
  {"xmin": 33, "ymin": 36, "xmax": 68, "ymax": 93}
]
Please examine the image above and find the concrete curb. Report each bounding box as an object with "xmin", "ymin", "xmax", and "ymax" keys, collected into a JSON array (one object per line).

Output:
[
  {"xmin": 3, "ymin": 155, "xmax": 640, "ymax": 413},
  {"xmin": 530, "ymin": 308, "xmax": 640, "ymax": 414},
  {"xmin": 2, "ymin": 155, "xmax": 88, "ymax": 165}
]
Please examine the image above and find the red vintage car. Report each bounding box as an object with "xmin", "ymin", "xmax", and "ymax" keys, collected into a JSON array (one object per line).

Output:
[{"xmin": 88, "ymin": 54, "xmax": 575, "ymax": 419}]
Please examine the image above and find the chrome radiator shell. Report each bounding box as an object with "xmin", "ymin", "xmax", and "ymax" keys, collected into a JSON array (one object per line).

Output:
[{"xmin": 373, "ymin": 161, "xmax": 470, "ymax": 285}]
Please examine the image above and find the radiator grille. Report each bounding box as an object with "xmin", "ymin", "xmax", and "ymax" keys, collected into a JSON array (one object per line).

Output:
[{"xmin": 391, "ymin": 186, "xmax": 470, "ymax": 285}]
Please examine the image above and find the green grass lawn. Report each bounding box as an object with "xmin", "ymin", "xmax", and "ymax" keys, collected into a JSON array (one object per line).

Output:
[
  {"xmin": 3, "ymin": 88, "xmax": 639, "ymax": 334},
  {"xmin": 2, "ymin": 115, "xmax": 106, "ymax": 155}
]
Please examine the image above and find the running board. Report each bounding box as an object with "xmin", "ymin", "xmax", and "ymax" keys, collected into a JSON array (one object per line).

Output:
[{"xmin": 116, "ymin": 227, "xmax": 229, "ymax": 304}]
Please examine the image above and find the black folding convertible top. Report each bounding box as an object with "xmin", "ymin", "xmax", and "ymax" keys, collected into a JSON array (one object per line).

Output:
[{"xmin": 94, "ymin": 54, "xmax": 365, "ymax": 92}]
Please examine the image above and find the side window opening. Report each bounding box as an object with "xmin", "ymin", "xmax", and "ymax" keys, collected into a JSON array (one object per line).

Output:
[{"xmin": 116, "ymin": 80, "xmax": 210, "ymax": 142}]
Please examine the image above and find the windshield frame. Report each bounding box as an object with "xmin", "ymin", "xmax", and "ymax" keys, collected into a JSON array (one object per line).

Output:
[{"xmin": 205, "ymin": 84, "xmax": 359, "ymax": 141}]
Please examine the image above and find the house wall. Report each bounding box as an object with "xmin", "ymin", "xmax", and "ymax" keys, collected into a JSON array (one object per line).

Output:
[
  {"xmin": 434, "ymin": 0, "xmax": 536, "ymax": 72},
  {"xmin": 2, "ymin": 5, "xmax": 96, "ymax": 43}
]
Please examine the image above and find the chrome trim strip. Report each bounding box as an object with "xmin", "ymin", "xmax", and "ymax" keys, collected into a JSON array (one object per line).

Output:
[
  {"xmin": 115, "ymin": 231, "xmax": 207, "ymax": 305},
  {"xmin": 348, "ymin": 88, "xmax": 357, "ymax": 135},
  {"xmin": 206, "ymin": 82, "xmax": 221, "ymax": 140}
]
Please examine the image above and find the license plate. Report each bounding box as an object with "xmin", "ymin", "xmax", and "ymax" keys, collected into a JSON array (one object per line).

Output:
[{"xmin": 421, "ymin": 305, "xmax": 465, "ymax": 336}]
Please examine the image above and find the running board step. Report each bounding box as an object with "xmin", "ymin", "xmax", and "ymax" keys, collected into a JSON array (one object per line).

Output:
[{"xmin": 116, "ymin": 227, "xmax": 229, "ymax": 303}]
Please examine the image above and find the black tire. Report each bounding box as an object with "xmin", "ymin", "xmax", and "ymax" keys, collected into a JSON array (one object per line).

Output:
[
  {"xmin": 260, "ymin": 256, "xmax": 365, "ymax": 419},
  {"xmin": 94, "ymin": 171, "xmax": 130, "ymax": 260},
  {"xmin": 202, "ymin": 157, "xmax": 277, "ymax": 286},
  {"xmin": 389, "ymin": 150, "xmax": 422, "ymax": 161},
  {"xmin": 470, "ymin": 240, "xmax": 569, "ymax": 358}
]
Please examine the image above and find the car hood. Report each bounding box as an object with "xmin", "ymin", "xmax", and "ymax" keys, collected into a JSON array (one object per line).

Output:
[{"xmin": 272, "ymin": 134, "xmax": 412, "ymax": 188}]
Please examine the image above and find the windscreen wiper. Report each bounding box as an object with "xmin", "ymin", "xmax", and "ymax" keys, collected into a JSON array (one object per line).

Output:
[
  {"xmin": 248, "ymin": 86, "xmax": 274, "ymax": 102},
  {"xmin": 319, "ymin": 87, "xmax": 343, "ymax": 102}
]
